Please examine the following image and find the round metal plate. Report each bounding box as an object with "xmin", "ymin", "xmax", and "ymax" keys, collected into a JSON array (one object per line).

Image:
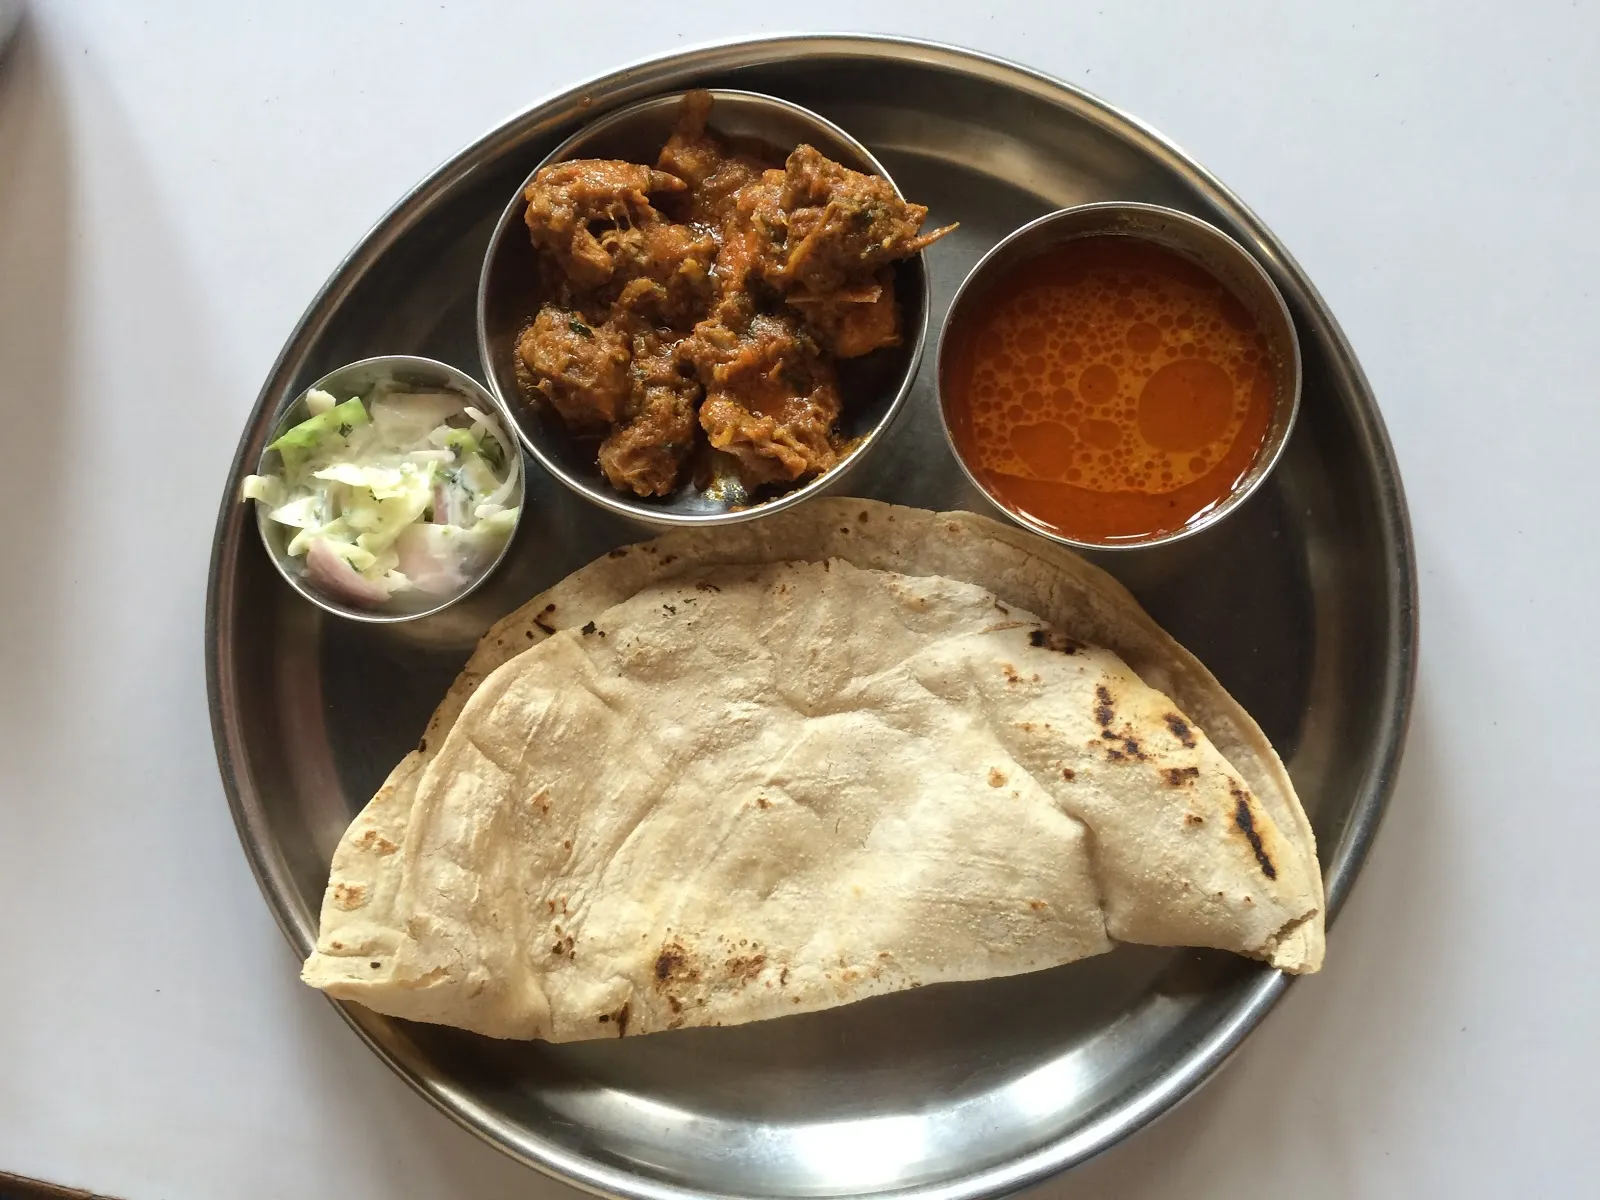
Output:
[{"xmin": 206, "ymin": 35, "xmax": 1416, "ymax": 1200}]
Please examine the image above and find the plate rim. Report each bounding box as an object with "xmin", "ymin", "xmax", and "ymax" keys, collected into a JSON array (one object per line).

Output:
[{"xmin": 205, "ymin": 32, "xmax": 1418, "ymax": 1200}]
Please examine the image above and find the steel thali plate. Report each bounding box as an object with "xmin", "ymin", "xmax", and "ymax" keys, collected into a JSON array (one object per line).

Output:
[{"xmin": 206, "ymin": 35, "xmax": 1416, "ymax": 1200}]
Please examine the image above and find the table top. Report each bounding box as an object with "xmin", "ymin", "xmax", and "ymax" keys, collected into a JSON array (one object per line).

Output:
[{"xmin": 1, "ymin": 2, "xmax": 1595, "ymax": 1197}]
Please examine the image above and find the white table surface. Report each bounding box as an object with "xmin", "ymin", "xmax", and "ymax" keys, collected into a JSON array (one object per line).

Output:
[{"xmin": 2, "ymin": 1, "xmax": 1596, "ymax": 1196}]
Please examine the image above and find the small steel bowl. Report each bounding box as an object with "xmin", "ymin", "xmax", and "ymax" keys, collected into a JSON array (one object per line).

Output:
[
  {"xmin": 248, "ymin": 355, "xmax": 524, "ymax": 624},
  {"xmin": 936, "ymin": 202, "xmax": 1302, "ymax": 551},
  {"xmin": 476, "ymin": 89, "xmax": 931, "ymax": 527}
]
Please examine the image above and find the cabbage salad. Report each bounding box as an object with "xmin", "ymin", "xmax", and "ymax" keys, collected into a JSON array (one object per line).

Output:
[{"xmin": 242, "ymin": 384, "xmax": 521, "ymax": 608}]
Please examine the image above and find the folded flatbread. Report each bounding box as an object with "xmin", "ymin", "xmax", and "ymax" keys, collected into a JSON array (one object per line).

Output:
[{"xmin": 303, "ymin": 499, "xmax": 1323, "ymax": 1040}]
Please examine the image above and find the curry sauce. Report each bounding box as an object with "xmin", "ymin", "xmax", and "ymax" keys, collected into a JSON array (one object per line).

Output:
[{"xmin": 944, "ymin": 236, "xmax": 1275, "ymax": 542}]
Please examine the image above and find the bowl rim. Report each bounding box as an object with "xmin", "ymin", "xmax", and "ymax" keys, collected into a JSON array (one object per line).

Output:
[
  {"xmin": 249, "ymin": 353, "xmax": 526, "ymax": 625},
  {"xmin": 473, "ymin": 87, "xmax": 932, "ymax": 528},
  {"xmin": 934, "ymin": 201, "xmax": 1304, "ymax": 552}
]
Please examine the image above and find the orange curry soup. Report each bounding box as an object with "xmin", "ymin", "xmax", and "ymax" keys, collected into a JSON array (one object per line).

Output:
[{"xmin": 944, "ymin": 236, "xmax": 1275, "ymax": 543}]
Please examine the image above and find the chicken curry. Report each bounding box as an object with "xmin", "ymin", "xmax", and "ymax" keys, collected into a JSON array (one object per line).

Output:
[{"xmin": 513, "ymin": 91, "xmax": 955, "ymax": 498}]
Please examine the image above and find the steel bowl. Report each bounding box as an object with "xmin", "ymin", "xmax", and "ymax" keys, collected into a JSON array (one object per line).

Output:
[
  {"xmin": 476, "ymin": 88, "xmax": 932, "ymax": 527},
  {"xmin": 248, "ymin": 355, "xmax": 524, "ymax": 624},
  {"xmin": 936, "ymin": 202, "xmax": 1302, "ymax": 551}
]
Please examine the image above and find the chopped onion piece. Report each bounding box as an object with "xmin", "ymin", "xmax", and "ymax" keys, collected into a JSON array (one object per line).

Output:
[
  {"xmin": 267, "ymin": 495, "xmax": 323, "ymax": 529},
  {"xmin": 306, "ymin": 538, "xmax": 392, "ymax": 607},
  {"xmin": 476, "ymin": 448, "xmax": 520, "ymax": 517},
  {"xmin": 476, "ymin": 506, "xmax": 520, "ymax": 538},
  {"xmin": 242, "ymin": 474, "xmax": 284, "ymax": 506},
  {"xmin": 370, "ymin": 389, "xmax": 462, "ymax": 446},
  {"xmin": 396, "ymin": 524, "xmax": 472, "ymax": 595}
]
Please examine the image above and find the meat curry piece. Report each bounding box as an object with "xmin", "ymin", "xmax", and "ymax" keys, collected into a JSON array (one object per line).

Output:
[
  {"xmin": 518, "ymin": 306, "xmax": 631, "ymax": 429},
  {"xmin": 773, "ymin": 144, "xmax": 956, "ymax": 295},
  {"xmin": 600, "ymin": 220, "xmax": 717, "ymax": 328},
  {"xmin": 655, "ymin": 89, "xmax": 722, "ymax": 189},
  {"xmin": 656, "ymin": 89, "xmax": 770, "ymax": 226},
  {"xmin": 784, "ymin": 269, "xmax": 901, "ymax": 359},
  {"xmin": 598, "ymin": 334, "xmax": 700, "ymax": 497},
  {"xmin": 685, "ymin": 312, "xmax": 841, "ymax": 487},
  {"xmin": 523, "ymin": 160, "xmax": 687, "ymax": 290},
  {"xmin": 711, "ymin": 169, "xmax": 786, "ymax": 299}
]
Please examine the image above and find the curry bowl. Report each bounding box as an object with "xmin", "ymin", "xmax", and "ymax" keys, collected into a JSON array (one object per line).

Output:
[
  {"xmin": 937, "ymin": 202, "xmax": 1302, "ymax": 551},
  {"xmin": 476, "ymin": 89, "xmax": 933, "ymax": 527}
]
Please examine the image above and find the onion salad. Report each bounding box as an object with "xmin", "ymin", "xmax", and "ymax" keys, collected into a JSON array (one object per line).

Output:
[{"xmin": 241, "ymin": 384, "xmax": 521, "ymax": 608}]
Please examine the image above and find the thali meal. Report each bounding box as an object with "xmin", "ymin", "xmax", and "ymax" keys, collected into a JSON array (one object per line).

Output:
[
  {"xmin": 242, "ymin": 384, "xmax": 521, "ymax": 609},
  {"xmin": 942, "ymin": 236, "xmax": 1277, "ymax": 543},
  {"xmin": 302, "ymin": 499, "xmax": 1323, "ymax": 1041},
  {"xmin": 512, "ymin": 91, "xmax": 955, "ymax": 499}
]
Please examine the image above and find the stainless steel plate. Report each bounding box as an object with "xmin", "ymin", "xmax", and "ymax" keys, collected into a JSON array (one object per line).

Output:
[{"xmin": 207, "ymin": 35, "xmax": 1415, "ymax": 1200}]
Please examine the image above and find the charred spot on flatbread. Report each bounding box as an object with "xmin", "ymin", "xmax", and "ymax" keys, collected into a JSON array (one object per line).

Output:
[
  {"xmin": 1029, "ymin": 628, "xmax": 1084, "ymax": 654},
  {"xmin": 1094, "ymin": 684, "xmax": 1115, "ymax": 727},
  {"xmin": 654, "ymin": 940, "xmax": 698, "ymax": 986},
  {"xmin": 1230, "ymin": 782, "xmax": 1277, "ymax": 880}
]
